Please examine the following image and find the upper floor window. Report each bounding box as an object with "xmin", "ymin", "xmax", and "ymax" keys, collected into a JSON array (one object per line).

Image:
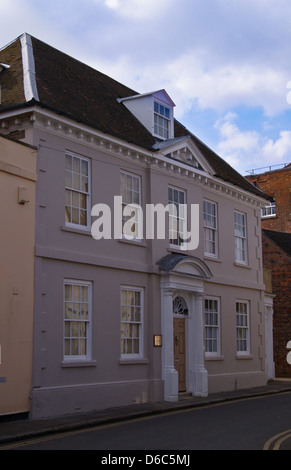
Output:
[
  {"xmin": 120, "ymin": 171, "xmax": 142, "ymax": 240},
  {"xmin": 234, "ymin": 211, "xmax": 248, "ymax": 264},
  {"xmin": 154, "ymin": 101, "xmax": 170, "ymax": 140},
  {"xmin": 168, "ymin": 186, "xmax": 186, "ymax": 248},
  {"xmin": 261, "ymin": 200, "xmax": 276, "ymax": 218},
  {"xmin": 203, "ymin": 200, "xmax": 218, "ymax": 258},
  {"xmin": 65, "ymin": 152, "xmax": 90, "ymax": 229}
]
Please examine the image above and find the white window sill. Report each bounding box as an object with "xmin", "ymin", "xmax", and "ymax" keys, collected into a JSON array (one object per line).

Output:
[
  {"xmin": 234, "ymin": 261, "xmax": 251, "ymax": 269},
  {"xmin": 168, "ymin": 246, "xmax": 190, "ymax": 254},
  {"xmin": 236, "ymin": 354, "xmax": 253, "ymax": 360},
  {"xmin": 205, "ymin": 355, "xmax": 224, "ymax": 361},
  {"xmin": 118, "ymin": 358, "xmax": 149, "ymax": 365},
  {"xmin": 61, "ymin": 360, "xmax": 97, "ymax": 368},
  {"xmin": 62, "ymin": 225, "xmax": 92, "ymax": 236},
  {"xmin": 118, "ymin": 237, "xmax": 148, "ymax": 247},
  {"xmin": 204, "ymin": 255, "xmax": 222, "ymax": 263}
]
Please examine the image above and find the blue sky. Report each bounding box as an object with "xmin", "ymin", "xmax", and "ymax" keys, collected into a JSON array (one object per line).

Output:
[{"xmin": 1, "ymin": 0, "xmax": 291, "ymax": 175}]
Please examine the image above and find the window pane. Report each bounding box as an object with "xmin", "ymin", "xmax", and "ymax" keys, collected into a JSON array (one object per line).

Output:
[
  {"xmin": 66, "ymin": 154, "xmax": 72, "ymax": 170},
  {"xmin": 65, "ymin": 302, "xmax": 73, "ymax": 319},
  {"xmin": 73, "ymin": 157, "xmax": 80, "ymax": 173},
  {"xmin": 65, "ymin": 171, "xmax": 72, "ymax": 188},
  {"xmin": 64, "ymin": 339, "xmax": 70, "ymax": 355},
  {"xmin": 65, "ymin": 284, "xmax": 72, "ymax": 301},
  {"xmin": 71, "ymin": 339, "xmax": 79, "ymax": 355},
  {"xmin": 81, "ymin": 159, "xmax": 88, "ymax": 176},
  {"xmin": 80, "ymin": 304, "xmax": 88, "ymax": 320}
]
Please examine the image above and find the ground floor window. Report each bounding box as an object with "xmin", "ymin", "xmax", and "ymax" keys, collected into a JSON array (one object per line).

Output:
[
  {"xmin": 205, "ymin": 297, "xmax": 220, "ymax": 356},
  {"xmin": 64, "ymin": 280, "xmax": 92, "ymax": 360},
  {"xmin": 120, "ymin": 287, "xmax": 144, "ymax": 358},
  {"xmin": 236, "ymin": 300, "xmax": 250, "ymax": 355}
]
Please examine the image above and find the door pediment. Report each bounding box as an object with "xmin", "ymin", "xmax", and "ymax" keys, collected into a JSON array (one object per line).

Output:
[{"xmin": 157, "ymin": 254, "xmax": 212, "ymax": 280}]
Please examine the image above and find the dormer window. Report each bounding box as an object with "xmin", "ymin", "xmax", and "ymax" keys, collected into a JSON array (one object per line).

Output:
[
  {"xmin": 154, "ymin": 101, "xmax": 170, "ymax": 139},
  {"xmin": 118, "ymin": 89, "xmax": 175, "ymax": 141}
]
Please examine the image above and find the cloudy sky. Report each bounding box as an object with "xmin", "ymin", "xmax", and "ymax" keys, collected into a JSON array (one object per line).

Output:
[{"xmin": 1, "ymin": 0, "xmax": 291, "ymax": 175}]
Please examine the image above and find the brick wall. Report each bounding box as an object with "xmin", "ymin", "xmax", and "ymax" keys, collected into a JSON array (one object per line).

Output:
[
  {"xmin": 262, "ymin": 232, "xmax": 291, "ymax": 377},
  {"xmin": 247, "ymin": 167, "xmax": 291, "ymax": 232}
]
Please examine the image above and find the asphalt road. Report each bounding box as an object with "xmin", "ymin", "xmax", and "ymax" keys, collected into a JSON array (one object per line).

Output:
[{"xmin": 4, "ymin": 392, "xmax": 291, "ymax": 451}]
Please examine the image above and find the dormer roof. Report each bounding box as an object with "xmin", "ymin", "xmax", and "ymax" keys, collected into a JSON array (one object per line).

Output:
[
  {"xmin": 0, "ymin": 33, "xmax": 270, "ymax": 200},
  {"xmin": 118, "ymin": 89, "xmax": 175, "ymax": 107}
]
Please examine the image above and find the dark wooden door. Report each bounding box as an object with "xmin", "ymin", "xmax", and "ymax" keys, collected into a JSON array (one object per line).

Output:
[{"xmin": 173, "ymin": 318, "xmax": 186, "ymax": 392}]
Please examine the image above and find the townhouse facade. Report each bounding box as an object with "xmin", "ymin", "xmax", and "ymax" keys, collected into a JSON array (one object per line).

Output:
[
  {"xmin": 0, "ymin": 133, "xmax": 37, "ymax": 416},
  {"xmin": 0, "ymin": 34, "xmax": 273, "ymax": 419}
]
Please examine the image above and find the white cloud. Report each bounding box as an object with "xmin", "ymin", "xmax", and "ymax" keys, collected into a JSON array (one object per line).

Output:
[
  {"xmin": 262, "ymin": 131, "xmax": 291, "ymax": 162},
  {"xmin": 166, "ymin": 52, "xmax": 289, "ymax": 117},
  {"xmin": 92, "ymin": 47, "xmax": 289, "ymax": 120},
  {"xmin": 103, "ymin": 0, "xmax": 172, "ymax": 19},
  {"xmin": 214, "ymin": 113, "xmax": 291, "ymax": 174}
]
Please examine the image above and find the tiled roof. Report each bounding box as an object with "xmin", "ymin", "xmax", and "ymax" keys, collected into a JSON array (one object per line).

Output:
[
  {"xmin": 0, "ymin": 34, "xmax": 270, "ymax": 200},
  {"xmin": 263, "ymin": 229, "xmax": 291, "ymax": 257}
]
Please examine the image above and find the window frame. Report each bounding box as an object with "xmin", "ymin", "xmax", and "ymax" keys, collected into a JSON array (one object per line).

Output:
[
  {"xmin": 65, "ymin": 152, "xmax": 91, "ymax": 230},
  {"xmin": 261, "ymin": 200, "xmax": 276, "ymax": 218},
  {"xmin": 168, "ymin": 186, "xmax": 187, "ymax": 249},
  {"xmin": 63, "ymin": 279, "xmax": 92, "ymax": 362},
  {"xmin": 234, "ymin": 210, "xmax": 248, "ymax": 265},
  {"xmin": 120, "ymin": 286, "xmax": 144, "ymax": 359},
  {"xmin": 203, "ymin": 199, "xmax": 218, "ymax": 258},
  {"xmin": 236, "ymin": 300, "xmax": 250, "ymax": 356},
  {"xmin": 120, "ymin": 170, "xmax": 142, "ymax": 241},
  {"xmin": 153, "ymin": 100, "xmax": 171, "ymax": 140},
  {"xmin": 204, "ymin": 296, "xmax": 221, "ymax": 357}
]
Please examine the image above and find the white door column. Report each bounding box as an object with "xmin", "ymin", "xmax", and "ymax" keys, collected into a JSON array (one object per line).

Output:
[
  {"xmin": 193, "ymin": 293, "xmax": 208, "ymax": 396},
  {"xmin": 161, "ymin": 287, "xmax": 178, "ymax": 402}
]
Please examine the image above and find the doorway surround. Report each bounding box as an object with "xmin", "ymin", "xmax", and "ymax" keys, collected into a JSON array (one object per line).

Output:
[{"xmin": 157, "ymin": 254, "xmax": 212, "ymax": 402}]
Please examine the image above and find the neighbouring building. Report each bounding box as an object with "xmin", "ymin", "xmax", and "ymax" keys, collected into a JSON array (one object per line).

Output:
[
  {"xmin": 246, "ymin": 166, "xmax": 291, "ymax": 378},
  {"xmin": 0, "ymin": 133, "xmax": 37, "ymax": 416},
  {"xmin": 0, "ymin": 33, "xmax": 273, "ymax": 419},
  {"xmin": 246, "ymin": 164, "xmax": 291, "ymax": 232},
  {"xmin": 262, "ymin": 230, "xmax": 291, "ymax": 377}
]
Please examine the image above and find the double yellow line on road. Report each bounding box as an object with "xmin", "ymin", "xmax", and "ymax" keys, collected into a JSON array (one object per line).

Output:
[{"xmin": 264, "ymin": 429, "xmax": 291, "ymax": 450}]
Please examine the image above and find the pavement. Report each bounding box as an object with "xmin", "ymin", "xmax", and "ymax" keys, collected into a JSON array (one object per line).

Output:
[{"xmin": 1, "ymin": 379, "xmax": 291, "ymax": 447}]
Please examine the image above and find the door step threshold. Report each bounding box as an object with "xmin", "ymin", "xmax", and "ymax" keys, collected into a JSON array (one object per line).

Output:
[{"xmin": 178, "ymin": 392, "xmax": 192, "ymax": 399}]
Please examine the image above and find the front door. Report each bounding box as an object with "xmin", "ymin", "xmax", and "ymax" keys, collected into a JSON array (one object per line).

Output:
[{"xmin": 173, "ymin": 317, "xmax": 186, "ymax": 392}]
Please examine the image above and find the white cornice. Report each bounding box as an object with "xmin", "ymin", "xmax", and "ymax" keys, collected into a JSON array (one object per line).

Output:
[{"xmin": 0, "ymin": 106, "xmax": 269, "ymax": 208}]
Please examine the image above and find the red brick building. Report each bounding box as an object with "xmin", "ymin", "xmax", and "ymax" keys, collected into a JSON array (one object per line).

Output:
[
  {"xmin": 247, "ymin": 164, "xmax": 291, "ymax": 232},
  {"xmin": 262, "ymin": 230, "xmax": 291, "ymax": 377},
  {"xmin": 247, "ymin": 165, "xmax": 291, "ymax": 377}
]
